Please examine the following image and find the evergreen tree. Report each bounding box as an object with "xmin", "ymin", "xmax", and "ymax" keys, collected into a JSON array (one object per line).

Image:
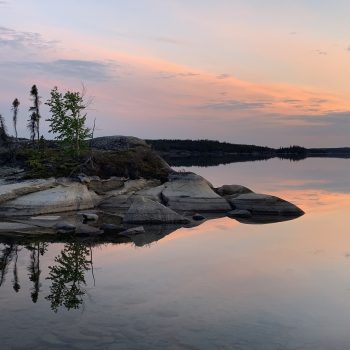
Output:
[
  {"xmin": 29, "ymin": 85, "xmax": 41, "ymax": 143},
  {"xmin": 46, "ymin": 87, "xmax": 91, "ymax": 156},
  {"xmin": 11, "ymin": 98, "xmax": 20, "ymax": 141}
]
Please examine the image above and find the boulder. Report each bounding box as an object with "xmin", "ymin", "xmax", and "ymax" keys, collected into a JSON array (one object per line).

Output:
[
  {"xmin": 162, "ymin": 172, "xmax": 231, "ymax": 212},
  {"xmin": 0, "ymin": 178, "xmax": 57, "ymax": 204},
  {"xmin": 124, "ymin": 196, "xmax": 189, "ymax": 224},
  {"xmin": 216, "ymin": 184, "xmax": 252, "ymax": 197},
  {"xmin": 228, "ymin": 193, "xmax": 304, "ymax": 215},
  {"xmin": 90, "ymin": 136, "xmax": 149, "ymax": 150},
  {"xmin": 0, "ymin": 182, "xmax": 100, "ymax": 216}
]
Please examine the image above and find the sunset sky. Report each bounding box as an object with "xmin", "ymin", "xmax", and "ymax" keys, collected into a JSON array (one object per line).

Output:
[{"xmin": 1, "ymin": 0, "xmax": 350, "ymax": 147}]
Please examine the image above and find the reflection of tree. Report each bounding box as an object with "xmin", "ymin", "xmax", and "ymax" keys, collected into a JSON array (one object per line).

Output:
[
  {"xmin": 0, "ymin": 244, "xmax": 15, "ymax": 287},
  {"xmin": 12, "ymin": 246, "xmax": 20, "ymax": 293},
  {"xmin": 27, "ymin": 242, "xmax": 48, "ymax": 303},
  {"xmin": 46, "ymin": 243, "xmax": 91, "ymax": 312}
]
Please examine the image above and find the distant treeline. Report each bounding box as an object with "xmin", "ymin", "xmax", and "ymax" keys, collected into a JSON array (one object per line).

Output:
[
  {"xmin": 145, "ymin": 139, "xmax": 350, "ymax": 167},
  {"xmin": 146, "ymin": 139, "xmax": 273, "ymax": 154}
]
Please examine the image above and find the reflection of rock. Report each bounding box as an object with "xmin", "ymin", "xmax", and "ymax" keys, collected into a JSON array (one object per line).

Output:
[
  {"xmin": 124, "ymin": 197, "xmax": 189, "ymax": 224},
  {"xmin": 120, "ymin": 226, "xmax": 146, "ymax": 236},
  {"xmin": 228, "ymin": 209, "xmax": 252, "ymax": 218},
  {"xmin": 233, "ymin": 213, "xmax": 303, "ymax": 225},
  {"xmin": 0, "ymin": 182, "xmax": 99, "ymax": 216},
  {"xmin": 162, "ymin": 173, "xmax": 231, "ymax": 212},
  {"xmin": 216, "ymin": 184, "xmax": 252, "ymax": 197},
  {"xmin": 0, "ymin": 221, "xmax": 37, "ymax": 233},
  {"xmin": 128, "ymin": 224, "xmax": 182, "ymax": 247},
  {"xmin": 228, "ymin": 193, "xmax": 304, "ymax": 215}
]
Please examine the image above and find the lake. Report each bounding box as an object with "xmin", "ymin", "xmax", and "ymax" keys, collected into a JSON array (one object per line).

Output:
[{"xmin": 0, "ymin": 158, "xmax": 350, "ymax": 350}]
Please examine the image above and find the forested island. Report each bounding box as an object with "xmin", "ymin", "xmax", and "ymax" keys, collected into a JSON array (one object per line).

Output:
[{"xmin": 146, "ymin": 139, "xmax": 350, "ymax": 166}]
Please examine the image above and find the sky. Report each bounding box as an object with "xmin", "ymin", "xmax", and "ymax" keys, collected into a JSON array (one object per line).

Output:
[{"xmin": 0, "ymin": 0, "xmax": 350, "ymax": 147}]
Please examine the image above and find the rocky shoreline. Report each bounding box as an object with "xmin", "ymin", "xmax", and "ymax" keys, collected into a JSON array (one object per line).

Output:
[
  {"xmin": 0, "ymin": 136, "xmax": 304, "ymax": 241},
  {"xmin": 0, "ymin": 171, "xmax": 304, "ymax": 240}
]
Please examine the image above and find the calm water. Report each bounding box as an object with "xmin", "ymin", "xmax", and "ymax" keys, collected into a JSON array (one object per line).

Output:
[{"xmin": 1, "ymin": 158, "xmax": 350, "ymax": 350}]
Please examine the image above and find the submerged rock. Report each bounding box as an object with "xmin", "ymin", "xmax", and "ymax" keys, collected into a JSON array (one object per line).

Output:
[
  {"xmin": 228, "ymin": 193, "xmax": 304, "ymax": 215},
  {"xmin": 124, "ymin": 196, "xmax": 189, "ymax": 224},
  {"xmin": 162, "ymin": 172, "xmax": 231, "ymax": 212}
]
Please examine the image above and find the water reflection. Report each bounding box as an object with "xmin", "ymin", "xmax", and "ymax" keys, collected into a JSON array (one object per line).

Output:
[
  {"xmin": 0, "ymin": 210, "xmax": 304, "ymax": 312},
  {"xmin": 46, "ymin": 243, "xmax": 92, "ymax": 312}
]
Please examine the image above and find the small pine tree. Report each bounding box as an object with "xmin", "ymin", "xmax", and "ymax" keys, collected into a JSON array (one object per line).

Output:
[
  {"xmin": 29, "ymin": 85, "xmax": 41, "ymax": 142},
  {"xmin": 12, "ymin": 98, "xmax": 20, "ymax": 141}
]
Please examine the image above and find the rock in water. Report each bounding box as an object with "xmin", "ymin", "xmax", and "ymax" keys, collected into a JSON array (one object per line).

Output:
[
  {"xmin": 124, "ymin": 196, "xmax": 189, "ymax": 224},
  {"xmin": 228, "ymin": 193, "xmax": 304, "ymax": 216},
  {"xmin": 0, "ymin": 182, "xmax": 99, "ymax": 216},
  {"xmin": 162, "ymin": 173, "xmax": 231, "ymax": 212}
]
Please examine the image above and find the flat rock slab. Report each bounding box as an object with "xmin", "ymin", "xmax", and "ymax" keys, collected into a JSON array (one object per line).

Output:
[
  {"xmin": 0, "ymin": 178, "xmax": 57, "ymax": 204},
  {"xmin": 162, "ymin": 173, "xmax": 231, "ymax": 212},
  {"xmin": 31, "ymin": 215, "xmax": 62, "ymax": 221},
  {"xmin": 229, "ymin": 193, "xmax": 304, "ymax": 215},
  {"xmin": 0, "ymin": 183, "xmax": 99, "ymax": 216},
  {"xmin": 0, "ymin": 222, "xmax": 37, "ymax": 232}
]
